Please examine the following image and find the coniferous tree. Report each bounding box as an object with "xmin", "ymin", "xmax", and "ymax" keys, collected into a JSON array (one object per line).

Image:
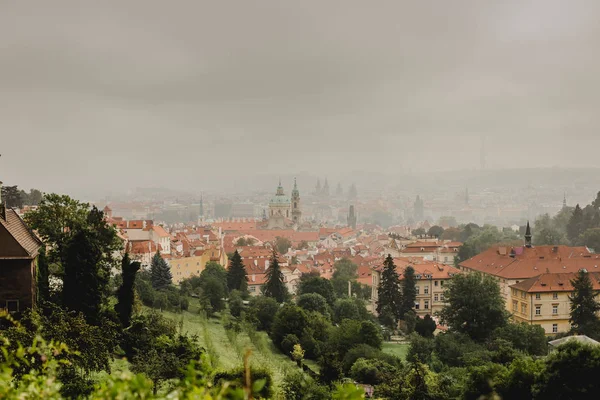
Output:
[
  {"xmin": 115, "ymin": 253, "xmax": 141, "ymax": 327},
  {"xmin": 400, "ymin": 266, "xmax": 417, "ymax": 317},
  {"xmin": 376, "ymin": 255, "xmax": 402, "ymax": 320},
  {"xmin": 62, "ymin": 206, "xmax": 119, "ymax": 325},
  {"xmin": 37, "ymin": 246, "xmax": 50, "ymax": 306},
  {"xmin": 567, "ymin": 204, "xmax": 584, "ymax": 243},
  {"xmin": 226, "ymin": 250, "xmax": 248, "ymax": 292},
  {"xmin": 263, "ymin": 250, "xmax": 288, "ymax": 302},
  {"xmin": 570, "ymin": 269, "xmax": 600, "ymax": 336},
  {"xmin": 150, "ymin": 250, "xmax": 172, "ymax": 290}
]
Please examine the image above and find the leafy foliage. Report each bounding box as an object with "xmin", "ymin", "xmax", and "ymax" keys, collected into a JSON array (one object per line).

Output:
[
  {"xmin": 262, "ymin": 251, "xmax": 289, "ymax": 302},
  {"xmin": 439, "ymin": 273, "xmax": 508, "ymax": 342},
  {"xmin": 376, "ymin": 254, "xmax": 402, "ymax": 321},
  {"xmin": 569, "ymin": 269, "xmax": 600, "ymax": 337},
  {"xmin": 114, "ymin": 253, "xmax": 141, "ymax": 327}
]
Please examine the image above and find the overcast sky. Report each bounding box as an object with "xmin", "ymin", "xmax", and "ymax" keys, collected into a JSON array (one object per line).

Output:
[{"xmin": 1, "ymin": 1, "xmax": 600, "ymax": 196}]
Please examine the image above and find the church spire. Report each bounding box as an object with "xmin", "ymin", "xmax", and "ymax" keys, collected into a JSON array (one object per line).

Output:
[
  {"xmin": 563, "ymin": 192, "xmax": 567, "ymax": 209},
  {"xmin": 525, "ymin": 221, "xmax": 532, "ymax": 248}
]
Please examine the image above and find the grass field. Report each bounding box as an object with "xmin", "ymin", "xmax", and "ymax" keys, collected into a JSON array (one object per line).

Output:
[
  {"xmin": 382, "ymin": 341, "xmax": 409, "ymax": 360},
  {"xmin": 159, "ymin": 307, "xmax": 297, "ymax": 390}
]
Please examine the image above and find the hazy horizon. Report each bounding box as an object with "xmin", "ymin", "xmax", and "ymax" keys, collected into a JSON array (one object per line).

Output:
[{"xmin": 2, "ymin": 1, "xmax": 600, "ymax": 197}]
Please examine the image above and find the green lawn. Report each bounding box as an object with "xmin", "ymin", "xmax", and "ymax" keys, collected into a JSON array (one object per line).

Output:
[
  {"xmin": 382, "ymin": 342, "xmax": 409, "ymax": 361},
  {"xmin": 159, "ymin": 308, "xmax": 297, "ymax": 389}
]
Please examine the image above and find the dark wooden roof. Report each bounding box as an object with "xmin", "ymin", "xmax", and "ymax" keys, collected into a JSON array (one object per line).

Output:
[{"xmin": 0, "ymin": 207, "xmax": 42, "ymax": 258}]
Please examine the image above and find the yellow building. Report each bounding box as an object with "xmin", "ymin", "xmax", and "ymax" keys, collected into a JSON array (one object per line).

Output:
[
  {"xmin": 510, "ymin": 272, "xmax": 600, "ymax": 335},
  {"xmin": 169, "ymin": 247, "xmax": 228, "ymax": 284}
]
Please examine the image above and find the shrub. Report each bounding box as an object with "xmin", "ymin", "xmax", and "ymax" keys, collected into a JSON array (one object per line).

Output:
[{"xmin": 213, "ymin": 367, "xmax": 273, "ymax": 399}]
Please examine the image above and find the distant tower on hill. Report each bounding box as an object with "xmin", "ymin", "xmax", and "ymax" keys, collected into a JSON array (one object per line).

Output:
[
  {"xmin": 414, "ymin": 195, "xmax": 424, "ymax": 221},
  {"xmin": 291, "ymin": 178, "xmax": 302, "ymax": 224},
  {"xmin": 525, "ymin": 221, "xmax": 532, "ymax": 248},
  {"xmin": 563, "ymin": 193, "xmax": 567, "ymax": 210},
  {"xmin": 322, "ymin": 178, "xmax": 330, "ymax": 198},
  {"xmin": 347, "ymin": 205, "xmax": 357, "ymax": 230},
  {"xmin": 315, "ymin": 179, "xmax": 322, "ymax": 196}
]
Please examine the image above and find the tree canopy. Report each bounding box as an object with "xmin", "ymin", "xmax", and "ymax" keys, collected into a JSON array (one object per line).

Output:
[
  {"xmin": 226, "ymin": 250, "xmax": 248, "ymax": 293},
  {"xmin": 263, "ymin": 250, "xmax": 289, "ymax": 302}
]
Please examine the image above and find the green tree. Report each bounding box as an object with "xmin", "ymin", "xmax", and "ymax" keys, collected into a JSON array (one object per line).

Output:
[
  {"xmin": 263, "ymin": 250, "xmax": 289, "ymax": 302},
  {"xmin": 427, "ymin": 225, "xmax": 445, "ymax": 238},
  {"xmin": 579, "ymin": 228, "xmax": 600, "ymax": 252},
  {"xmin": 570, "ymin": 269, "xmax": 600, "ymax": 336},
  {"xmin": 62, "ymin": 207, "xmax": 120, "ymax": 324},
  {"xmin": 150, "ymin": 250, "xmax": 172, "ymax": 290},
  {"xmin": 331, "ymin": 258, "xmax": 359, "ymax": 298},
  {"xmin": 24, "ymin": 193, "xmax": 90, "ymax": 265},
  {"xmin": 412, "ymin": 227, "xmax": 426, "ymax": 237},
  {"xmin": 492, "ymin": 322, "xmax": 548, "ymax": 355},
  {"xmin": 298, "ymin": 274, "xmax": 336, "ymax": 306},
  {"xmin": 228, "ymin": 289, "xmax": 244, "ymax": 318},
  {"xmin": 407, "ymin": 333, "xmax": 434, "ymax": 364},
  {"xmin": 400, "ymin": 265, "xmax": 417, "ymax": 317},
  {"xmin": 535, "ymin": 341, "xmax": 600, "ymax": 399},
  {"xmin": 270, "ymin": 304, "xmax": 309, "ymax": 349},
  {"xmin": 297, "ymin": 293, "xmax": 330, "ymax": 317},
  {"xmin": 36, "ymin": 246, "xmax": 50, "ymax": 305},
  {"xmin": 275, "ymin": 236, "xmax": 292, "ymax": 254},
  {"xmin": 199, "ymin": 277, "xmax": 226, "ymax": 314},
  {"xmin": 1, "ymin": 185, "xmax": 24, "ymax": 208},
  {"xmin": 567, "ymin": 204, "xmax": 585, "ymax": 243},
  {"xmin": 439, "ymin": 273, "xmax": 508, "ymax": 342},
  {"xmin": 246, "ymin": 296, "xmax": 280, "ymax": 331},
  {"xmin": 377, "ymin": 255, "xmax": 402, "ymax": 320},
  {"xmin": 333, "ymin": 298, "xmax": 360, "ymax": 323},
  {"xmin": 414, "ymin": 314, "xmax": 436, "ymax": 338},
  {"xmin": 115, "ymin": 253, "xmax": 141, "ymax": 327},
  {"xmin": 226, "ymin": 250, "xmax": 248, "ymax": 293}
]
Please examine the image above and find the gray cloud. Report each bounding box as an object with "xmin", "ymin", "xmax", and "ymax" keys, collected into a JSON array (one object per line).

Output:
[{"xmin": 1, "ymin": 0, "xmax": 600, "ymax": 196}]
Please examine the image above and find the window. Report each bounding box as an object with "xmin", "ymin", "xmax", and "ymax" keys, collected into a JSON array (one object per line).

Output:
[
  {"xmin": 553, "ymin": 293, "xmax": 558, "ymax": 300},
  {"xmin": 440, "ymin": 281, "xmax": 444, "ymax": 286},
  {"xmin": 553, "ymin": 305, "xmax": 558, "ymax": 315},
  {"xmin": 444, "ymin": 256, "xmax": 448, "ymax": 262},
  {"xmin": 249, "ymin": 286, "xmax": 256, "ymax": 292},
  {"xmin": 424, "ymin": 286, "xmax": 429, "ymax": 294},
  {"xmin": 513, "ymin": 301, "xmax": 518, "ymax": 311},
  {"xmin": 6, "ymin": 300, "xmax": 19, "ymax": 313},
  {"xmin": 434, "ymin": 294, "xmax": 439, "ymax": 302},
  {"xmin": 521, "ymin": 291, "xmax": 526, "ymax": 299},
  {"xmin": 535, "ymin": 293, "xmax": 541, "ymax": 300},
  {"xmin": 521, "ymin": 303, "xmax": 527, "ymax": 314},
  {"xmin": 434, "ymin": 280, "xmax": 439, "ymax": 287},
  {"xmin": 535, "ymin": 305, "xmax": 541, "ymax": 315},
  {"xmin": 552, "ymin": 324, "xmax": 558, "ymax": 333},
  {"xmin": 424, "ymin": 300, "xmax": 429, "ymax": 310},
  {"xmin": 440, "ymin": 294, "xmax": 445, "ymax": 301},
  {"xmin": 511, "ymin": 289, "xmax": 517, "ymax": 296},
  {"xmin": 416, "ymin": 286, "xmax": 420, "ymax": 295},
  {"xmin": 415, "ymin": 302, "xmax": 420, "ymax": 310}
]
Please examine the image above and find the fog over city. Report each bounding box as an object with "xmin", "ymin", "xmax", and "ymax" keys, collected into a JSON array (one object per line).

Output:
[{"xmin": 2, "ymin": 1, "xmax": 600, "ymax": 197}]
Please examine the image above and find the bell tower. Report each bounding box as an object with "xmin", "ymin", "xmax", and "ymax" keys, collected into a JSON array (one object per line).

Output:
[{"xmin": 291, "ymin": 178, "xmax": 302, "ymax": 224}]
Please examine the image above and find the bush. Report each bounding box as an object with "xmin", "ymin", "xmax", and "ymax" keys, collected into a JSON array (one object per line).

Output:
[
  {"xmin": 407, "ymin": 333, "xmax": 435, "ymax": 364},
  {"xmin": 350, "ymin": 358, "xmax": 398, "ymax": 385},
  {"xmin": 282, "ymin": 370, "xmax": 331, "ymax": 400},
  {"xmin": 270, "ymin": 304, "xmax": 309, "ymax": 350},
  {"xmin": 415, "ymin": 314, "xmax": 436, "ymax": 338},
  {"xmin": 333, "ymin": 298, "xmax": 360, "ymax": 323},
  {"xmin": 341, "ymin": 343, "xmax": 401, "ymax": 374},
  {"xmin": 246, "ymin": 296, "xmax": 280, "ymax": 331},
  {"xmin": 297, "ymin": 293, "xmax": 330, "ymax": 318},
  {"xmin": 281, "ymin": 334, "xmax": 301, "ymax": 356},
  {"xmin": 229, "ymin": 290, "xmax": 244, "ymax": 318},
  {"xmin": 213, "ymin": 367, "xmax": 273, "ymax": 399}
]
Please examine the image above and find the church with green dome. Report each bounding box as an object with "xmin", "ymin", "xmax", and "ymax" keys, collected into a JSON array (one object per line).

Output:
[{"xmin": 267, "ymin": 179, "xmax": 301, "ymax": 229}]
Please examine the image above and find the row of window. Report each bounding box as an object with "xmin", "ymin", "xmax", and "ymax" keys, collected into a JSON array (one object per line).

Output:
[
  {"xmin": 414, "ymin": 300, "xmax": 429, "ymax": 310},
  {"xmin": 513, "ymin": 301, "xmax": 561, "ymax": 316},
  {"xmin": 511, "ymin": 289, "xmax": 559, "ymax": 300}
]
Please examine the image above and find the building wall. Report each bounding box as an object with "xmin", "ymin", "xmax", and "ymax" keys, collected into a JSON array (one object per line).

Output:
[
  {"xmin": 414, "ymin": 278, "xmax": 448, "ymax": 317},
  {"xmin": 169, "ymin": 254, "xmax": 209, "ymax": 284},
  {"xmin": 0, "ymin": 258, "xmax": 35, "ymax": 312},
  {"xmin": 510, "ymin": 288, "xmax": 581, "ymax": 335}
]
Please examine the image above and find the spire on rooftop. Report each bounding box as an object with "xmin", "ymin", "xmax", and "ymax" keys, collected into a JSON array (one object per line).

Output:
[{"xmin": 525, "ymin": 221, "xmax": 532, "ymax": 248}]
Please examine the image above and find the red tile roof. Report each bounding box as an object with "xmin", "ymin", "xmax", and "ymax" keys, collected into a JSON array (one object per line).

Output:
[{"xmin": 511, "ymin": 272, "xmax": 600, "ymax": 293}]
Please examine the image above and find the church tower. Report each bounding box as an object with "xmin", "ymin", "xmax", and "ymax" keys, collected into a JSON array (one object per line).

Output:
[
  {"xmin": 347, "ymin": 205, "xmax": 357, "ymax": 230},
  {"xmin": 291, "ymin": 178, "xmax": 302, "ymax": 224},
  {"xmin": 525, "ymin": 221, "xmax": 532, "ymax": 248}
]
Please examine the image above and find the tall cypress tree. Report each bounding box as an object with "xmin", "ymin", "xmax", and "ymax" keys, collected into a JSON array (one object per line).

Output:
[
  {"xmin": 377, "ymin": 254, "xmax": 402, "ymax": 319},
  {"xmin": 567, "ymin": 204, "xmax": 584, "ymax": 243},
  {"xmin": 570, "ymin": 269, "xmax": 600, "ymax": 335},
  {"xmin": 263, "ymin": 250, "xmax": 288, "ymax": 302},
  {"xmin": 150, "ymin": 250, "xmax": 172, "ymax": 290},
  {"xmin": 36, "ymin": 246, "xmax": 50, "ymax": 306},
  {"xmin": 115, "ymin": 253, "xmax": 141, "ymax": 327},
  {"xmin": 400, "ymin": 266, "xmax": 418, "ymax": 317},
  {"xmin": 227, "ymin": 250, "xmax": 248, "ymax": 292}
]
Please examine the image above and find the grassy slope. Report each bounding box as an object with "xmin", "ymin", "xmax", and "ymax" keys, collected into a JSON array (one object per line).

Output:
[
  {"xmin": 381, "ymin": 342, "xmax": 409, "ymax": 361},
  {"xmin": 160, "ymin": 306, "xmax": 297, "ymax": 389}
]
